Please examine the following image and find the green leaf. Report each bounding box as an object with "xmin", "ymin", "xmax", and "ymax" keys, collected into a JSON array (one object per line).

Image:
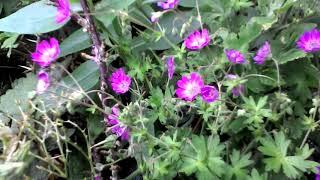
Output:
[
  {"xmin": 258, "ymin": 131, "xmax": 318, "ymax": 178},
  {"xmin": 133, "ymin": 11, "xmax": 201, "ymax": 51},
  {"xmin": 87, "ymin": 115, "xmax": 104, "ymax": 143},
  {"xmin": 38, "ymin": 60, "xmax": 99, "ymax": 113},
  {"xmin": 0, "ymin": 0, "xmax": 67, "ymax": 34},
  {"xmin": 0, "ymin": 74, "xmax": 37, "ymax": 116},
  {"xmin": 60, "ymin": 29, "xmax": 91, "ymax": 57},
  {"xmin": 95, "ymin": 0, "xmax": 136, "ymax": 29},
  {"xmin": 248, "ymin": 169, "xmax": 268, "ymax": 180},
  {"xmin": 179, "ymin": 0, "xmax": 211, "ymax": 7},
  {"xmin": 225, "ymin": 150, "xmax": 253, "ymax": 179},
  {"xmin": 275, "ymin": 49, "xmax": 306, "ymax": 64},
  {"xmin": 224, "ymin": 22, "xmax": 262, "ymax": 52},
  {"xmin": 179, "ymin": 135, "xmax": 225, "ymax": 178}
]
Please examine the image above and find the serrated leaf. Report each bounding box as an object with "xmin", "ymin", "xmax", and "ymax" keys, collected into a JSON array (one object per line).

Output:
[
  {"xmin": 224, "ymin": 23, "xmax": 262, "ymax": 52},
  {"xmin": 179, "ymin": 135, "xmax": 225, "ymax": 178},
  {"xmin": 258, "ymin": 131, "xmax": 318, "ymax": 178}
]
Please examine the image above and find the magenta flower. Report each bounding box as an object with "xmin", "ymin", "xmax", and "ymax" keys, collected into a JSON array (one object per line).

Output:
[
  {"xmin": 150, "ymin": 12, "xmax": 163, "ymax": 23},
  {"xmin": 227, "ymin": 74, "xmax": 244, "ymax": 97},
  {"xmin": 253, "ymin": 41, "xmax": 271, "ymax": 65},
  {"xmin": 176, "ymin": 72, "xmax": 204, "ymax": 101},
  {"xmin": 108, "ymin": 68, "xmax": 132, "ymax": 94},
  {"xmin": 201, "ymin": 85, "xmax": 219, "ymax": 103},
  {"xmin": 184, "ymin": 29, "xmax": 211, "ymax": 50},
  {"xmin": 297, "ymin": 28, "xmax": 320, "ymax": 53},
  {"xmin": 225, "ymin": 49, "xmax": 246, "ymax": 64},
  {"xmin": 106, "ymin": 105, "xmax": 130, "ymax": 141},
  {"xmin": 231, "ymin": 85, "xmax": 245, "ymax": 97},
  {"xmin": 55, "ymin": 0, "xmax": 71, "ymax": 24},
  {"xmin": 31, "ymin": 38, "xmax": 60, "ymax": 67},
  {"xmin": 167, "ymin": 56, "xmax": 175, "ymax": 80},
  {"xmin": 316, "ymin": 166, "xmax": 320, "ymax": 180},
  {"xmin": 157, "ymin": 0, "xmax": 179, "ymax": 10},
  {"xmin": 36, "ymin": 71, "xmax": 50, "ymax": 94}
]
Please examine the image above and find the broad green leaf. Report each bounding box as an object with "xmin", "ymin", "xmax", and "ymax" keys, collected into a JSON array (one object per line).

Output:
[
  {"xmin": 87, "ymin": 115, "xmax": 104, "ymax": 143},
  {"xmin": 0, "ymin": 73, "xmax": 37, "ymax": 116},
  {"xmin": 60, "ymin": 29, "xmax": 91, "ymax": 57},
  {"xmin": 133, "ymin": 11, "xmax": 201, "ymax": 51},
  {"xmin": 275, "ymin": 49, "xmax": 306, "ymax": 64},
  {"xmin": 0, "ymin": 0, "xmax": 67, "ymax": 34},
  {"xmin": 38, "ymin": 60, "xmax": 99, "ymax": 112},
  {"xmin": 179, "ymin": 0, "xmax": 210, "ymax": 7},
  {"xmin": 95, "ymin": 0, "xmax": 136, "ymax": 29}
]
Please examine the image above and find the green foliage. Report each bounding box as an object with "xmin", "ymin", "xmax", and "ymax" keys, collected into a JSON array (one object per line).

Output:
[
  {"xmin": 258, "ymin": 132, "xmax": 318, "ymax": 178},
  {"xmin": 0, "ymin": 73, "xmax": 36, "ymax": 118},
  {"xmin": 1, "ymin": 0, "xmax": 320, "ymax": 179},
  {"xmin": 59, "ymin": 29, "xmax": 91, "ymax": 57},
  {"xmin": 0, "ymin": 1, "xmax": 66, "ymax": 34},
  {"xmin": 224, "ymin": 150, "xmax": 253, "ymax": 179},
  {"xmin": 179, "ymin": 135, "xmax": 225, "ymax": 179}
]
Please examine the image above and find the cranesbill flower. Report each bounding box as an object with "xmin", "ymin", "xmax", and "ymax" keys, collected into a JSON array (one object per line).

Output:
[
  {"xmin": 150, "ymin": 11, "xmax": 163, "ymax": 23},
  {"xmin": 176, "ymin": 72, "xmax": 204, "ymax": 101},
  {"xmin": 227, "ymin": 74, "xmax": 244, "ymax": 97},
  {"xmin": 105, "ymin": 105, "xmax": 130, "ymax": 141},
  {"xmin": 167, "ymin": 56, "xmax": 175, "ymax": 80},
  {"xmin": 36, "ymin": 71, "xmax": 50, "ymax": 94},
  {"xmin": 31, "ymin": 38, "xmax": 60, "ymax": 67},
  {"xmin": 316, "ymin": 166, "xmax": 320, "ymax": 180},
  {"xmin": 108, "ymin": 68, "xmax": 131, "ymax": 94},
  {"xmin": 225, "ymin": 49, "xmax": 246, "ymax": 64},
  {"xmin": 184, "ymin": 29, "xmax": 211, "ymax": 50},
  {"xmin": 56, "ymin": 0, "xmax": 71, "ymax": 24},
  {"xmin": 297, "ymin": 28, "xmax": 320, "ymax": 53},
  {"xmin": 254, "ymin": 41, "xmax": 271, "ymax": 65},
  {"xmin": 232, "ymin": 85, "xmax": 245, "ymax": 97},
  {"xmin": 158, "ymin": 0, "xmax": 179, "ymax": 10},
  {"xmin": 201, "ymin": 85, "xmax": 219, "ymax": 103}
]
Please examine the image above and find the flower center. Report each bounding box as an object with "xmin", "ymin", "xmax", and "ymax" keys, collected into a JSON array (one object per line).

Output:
[{"xmin": 185, "ymin": 82, "xmax": 199, "ymax": 97}]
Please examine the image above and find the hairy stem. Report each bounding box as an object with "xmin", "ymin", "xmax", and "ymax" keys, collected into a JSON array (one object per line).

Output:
[{"xmin": 77, "ymin": 1, "xmax": 120, "ymax": 179}]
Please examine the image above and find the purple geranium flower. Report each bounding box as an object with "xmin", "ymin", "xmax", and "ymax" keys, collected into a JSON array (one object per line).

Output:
[
  {"xmin": 56, "ymin": 0, "xmax": 71, "ymax": 24},
  {"xmin": 231, "ymin": 85, "xmax": 245, "ymax": 97},
  {"xmin": 108, "ymin": 68, "xmax": 132, "ymax": 94},
  {"xmin": 150, "ymin": 11, "xmax": 163, "ymax": 23},
  {"xmin": 36, "ymin": 71, "xmax": 50, "ymax": 94},
  {"xmin": 167, "ymin": 56, "xmax": 175, "ymax": 80},
  {"xmin": 226, "ymin": 74, "xmax": 245, "ymax": 97},
  {"xmin": 254, "ymin": 41, "xmax": 271, "ymax": 65},
  {"xmin": 157, "ymin": 0, "xmax": 179, "ymax": 10},
  {"xmin": 31, "ymin": 38, "xmax": 60, "ymax": 67},
  {"xmin": 225, "ymin": 49, "xmax": 246, "ymax": 64},
  {"xmin": 105, "ymin": 105, "xmax": 130, "ymax": 141},
  {"xmin": 297, "ymin": 28, "xmax": 320, "ymax": 53},
  {"xmin": 176, "ymin": 72, "xmax": 204, "ymax": 101},
  {"xmin": 184, "ymin": 29, "xmax": 211, "ymax": 50},
  {"xmin": 316, "ymin": 166, "xmax": 320, "ymax": 180},
  {"xmin": 201, "ymin": 85, "xmax": 219, "ymax": 103}
]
